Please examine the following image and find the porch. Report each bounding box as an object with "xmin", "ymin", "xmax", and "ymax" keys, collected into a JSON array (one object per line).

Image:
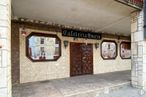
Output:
[{"xmin": 13, "ymin": 70, "xmax": 131, "ymax": 97}]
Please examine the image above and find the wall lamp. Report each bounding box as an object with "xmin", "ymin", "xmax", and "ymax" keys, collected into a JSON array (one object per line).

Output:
[
  {"xmin": 95, "ymin": 42, "xmax": 99, "ymax": 49},
  {"xmin": 63, "ymin": 40, "xmax": 69, "ymax": 48}
]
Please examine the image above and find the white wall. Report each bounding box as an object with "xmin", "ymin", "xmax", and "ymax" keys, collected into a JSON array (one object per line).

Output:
[{"xmin": 20, "ymin": 29, "xmax": 131, "ymax": 83}]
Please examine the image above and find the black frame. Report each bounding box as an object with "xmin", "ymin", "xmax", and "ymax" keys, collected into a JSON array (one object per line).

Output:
[
  {"xmin": 101, "ymin": 40, "xmax": 118, "ymax": 60},
  {"xmin": 120, "ymin": 41, "xmax": 131, "ymax": 59},
  {"xmin": 26, "ymin": 32, "xmax": 61, "ymax": 62}
]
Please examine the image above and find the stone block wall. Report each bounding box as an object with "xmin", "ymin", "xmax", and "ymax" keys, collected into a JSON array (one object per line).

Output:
[
  {"xmin": 131, "ymin": 10, "xmax": 146, "ymax": 89},
  {"xmin": 11, "ymin": 22, "xmax": 131, "ymax": 83},
  {"xmin": 19, "ymin": 28, "xmax": 131, "ymax": 83},
  {"xmin": 10, "ymin": 16, "xmax": 132, "ymax": 84},
  {"xmin": 0, "ymin": 0, "xmax": 11, "ymax": 97}
]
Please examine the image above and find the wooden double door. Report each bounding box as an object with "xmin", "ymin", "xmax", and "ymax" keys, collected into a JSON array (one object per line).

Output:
[{"xmin": 70, "ymin": 43, "xmax": 93, "ymax": 76}]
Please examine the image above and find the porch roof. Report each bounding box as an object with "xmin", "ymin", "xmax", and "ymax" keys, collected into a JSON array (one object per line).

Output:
[{"xmin": 12, "ymin": 0, "xmax": 137, "ymax": 36}]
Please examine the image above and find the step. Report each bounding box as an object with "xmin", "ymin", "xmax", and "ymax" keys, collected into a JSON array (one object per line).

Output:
[{"xmin": 65, "ymin": 82, "xmax": 130, "ymax": 97}]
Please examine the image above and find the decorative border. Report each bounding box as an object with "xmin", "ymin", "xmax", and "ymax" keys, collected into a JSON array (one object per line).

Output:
[
  {"xmin": 101, "ymin": 40, "xmax": 118, "ymax": 60},
  {"xmin": 13, "ymin": 17, "xmax": 95, "ymax": 33},
  {"xmin": 12, "ymin": 19, "xmax": 131, "ymax": 40},
  {"xmin": 26, "ymin": 32, "xmax": 61, "ymax": 62}
]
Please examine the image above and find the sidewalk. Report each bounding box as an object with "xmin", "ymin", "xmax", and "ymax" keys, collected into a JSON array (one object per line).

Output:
[{"xmin": 13, "ymin": 70, "xmax": 131, "ymax": 97}]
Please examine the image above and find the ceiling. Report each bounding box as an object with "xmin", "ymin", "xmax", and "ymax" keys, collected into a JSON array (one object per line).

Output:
[{"xmin": 12, "ymin": 0, "xmax": 136, "ymax": 36}]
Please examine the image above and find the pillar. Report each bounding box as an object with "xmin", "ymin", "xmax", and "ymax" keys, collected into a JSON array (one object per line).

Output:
[
  {"xmin": 0, "ymin": 0, "xmax": 11, "ymax": 97},
  {"xmin": 131, "ymin": 10, "xmax": 146, "ymax": 89}
]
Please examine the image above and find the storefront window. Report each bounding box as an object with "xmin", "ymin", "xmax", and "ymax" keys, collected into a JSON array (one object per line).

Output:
[
  {"xmin": 120, "ymin": 42, "xmax": 131, "ymax": 59},
  {"xmin": 101, "ymin": 40, "xmax": 117, "ymax": 60},
  {"xmin": 26, "ymin": 32, "xmax": 61, "ymax": 62}
]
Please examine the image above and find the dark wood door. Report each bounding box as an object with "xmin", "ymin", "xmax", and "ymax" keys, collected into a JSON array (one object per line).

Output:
[{"xmin": 70, "ymin": 43, "xmax": 93, "ymax": 76}]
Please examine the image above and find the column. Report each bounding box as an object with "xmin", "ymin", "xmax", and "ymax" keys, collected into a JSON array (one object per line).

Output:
[
  {"xmin": 131, "ymin": 10, "xmax": 146, "ymax": 89},
  {"xmin": 0, "ymin": 0, "xmax": 11, "ymax": 97}
]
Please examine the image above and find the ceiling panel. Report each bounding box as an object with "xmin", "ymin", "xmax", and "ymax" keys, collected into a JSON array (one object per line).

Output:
[{"xmin": 12, "ymin": 0, "xmax": 136, "ymax": 36}]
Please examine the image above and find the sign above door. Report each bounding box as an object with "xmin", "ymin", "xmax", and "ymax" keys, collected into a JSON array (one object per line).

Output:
[{"xmin": 62, "ymin": 29, "xmax": 102, "ymax": 40}]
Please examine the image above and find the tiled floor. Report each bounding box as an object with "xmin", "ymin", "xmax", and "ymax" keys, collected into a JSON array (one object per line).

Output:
[{"xmin": 13, "ymin": 70, "xmax": 131, "ymax": 97}]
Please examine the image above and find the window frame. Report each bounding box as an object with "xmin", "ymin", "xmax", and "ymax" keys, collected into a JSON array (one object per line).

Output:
[
  {"xmin": 120, "ymin": 41, "xmax": 131, "ymax": 59},
  {"xmin": 26, "ymin": 32, "xmax": 61, "ymax": 62},
  {"xmin": 101, "ymin": 40, "xmax": 118, "ymax": 60}
]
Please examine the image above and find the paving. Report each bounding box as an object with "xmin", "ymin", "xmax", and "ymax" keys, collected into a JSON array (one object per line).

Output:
[
  {"xmin": 99, "ymin": 85, "xmax": 146, "ymax": 97},
  {"xmin": 13, "ymin": 70, "xmax": 133, "ymax": 97}
]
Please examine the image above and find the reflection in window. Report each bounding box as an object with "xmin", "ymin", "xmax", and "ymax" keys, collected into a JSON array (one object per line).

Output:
[
  {"xmin": 26, "ymin": 32, "xmax": 61, "ymax": 61},
  {"xmin": 101, "ymin": 40, "xmax": 117, "ymax": 60},
  {"xmin": 120, "ymin": 42, "xmax": 131, "ymax": 59}
]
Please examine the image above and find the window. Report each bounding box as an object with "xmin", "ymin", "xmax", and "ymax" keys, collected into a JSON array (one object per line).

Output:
[
  {"xmin": 101, "ymin": 40, "xmax": 117, "ymax": 60},
  {"xmin": 120, "ymin": 42, "xmax": 131, "ymax": 59},
  {"xmin": 26, "ymin": 32, "xmax": 61, "ymax": 62}
]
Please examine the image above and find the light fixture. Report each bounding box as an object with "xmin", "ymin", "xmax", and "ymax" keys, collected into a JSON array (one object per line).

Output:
[
  {"xmin": 63, "ymin": 40, "xmax": 69, "ymax": 48},
  {"xmin": 20, "ymin": 26, "xmax": 27, "ymax": 36},
  {"xmin": 95, "ymin": 43, "xmax": 99, "ymax": 49}
]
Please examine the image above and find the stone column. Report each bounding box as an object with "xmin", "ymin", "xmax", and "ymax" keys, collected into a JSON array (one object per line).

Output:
[
  {"xmin": 131, "ymin": 10, "xmax": 146, "ymax": 89},
  {"xmin": 0, "ymin": 0, "xmax": 11, "ymax": 97}
]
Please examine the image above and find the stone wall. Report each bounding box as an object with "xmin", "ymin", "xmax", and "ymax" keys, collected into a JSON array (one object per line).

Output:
[
  {"xmin": 12, "ymin": 22, "xmax": 131, "ymax": 84},
  {"xmin": 0, "ymin": 0, "xmax": 11, "ymax": 97},
  {"xmin": 131, "ymin": 10, "xmax": 146, "ymax": 89},
  {"xmin": 11, "ymin": 22, "xmax": 61, "ymax": 84}
]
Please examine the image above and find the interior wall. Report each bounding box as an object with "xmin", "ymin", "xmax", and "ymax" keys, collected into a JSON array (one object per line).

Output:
[{"xmin": 12, "ymin": 22, "xmax": 131, "ymax": 84}]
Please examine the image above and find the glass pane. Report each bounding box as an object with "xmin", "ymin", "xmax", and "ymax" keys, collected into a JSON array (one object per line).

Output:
[
  {"xmin": 120, "ymin": 42, "xmax": 131, "ymax": 59},
  {"xmin": 102, "ymin": 41, "xmax": 117, "ymax": 59},
  {"xmin": 28, "ymin": 35, "xmax": 60, "ymax": 61}
]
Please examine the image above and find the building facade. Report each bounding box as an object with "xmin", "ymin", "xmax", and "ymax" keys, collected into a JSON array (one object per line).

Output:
[
  {"xmin": 0, "ymin": 0, "xmax": 146, "ymax": 97},
  {"xmin": 11, "ymin": 21, "xmax": 131, "ymax": 84}
]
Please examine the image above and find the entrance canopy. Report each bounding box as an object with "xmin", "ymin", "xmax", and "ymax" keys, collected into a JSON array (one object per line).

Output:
[{"xmin": 12, "ymin": 0, "xmax": 136, "ymax": 36}]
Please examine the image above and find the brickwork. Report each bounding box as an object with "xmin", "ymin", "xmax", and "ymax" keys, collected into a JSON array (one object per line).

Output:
[
  {"xmin": 131, "ymin": 10, "xmax": 146, "ymax": 89},
  {"xmin": 0, "ymin": 0, "xmax": 11, "ymax": 97}
]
